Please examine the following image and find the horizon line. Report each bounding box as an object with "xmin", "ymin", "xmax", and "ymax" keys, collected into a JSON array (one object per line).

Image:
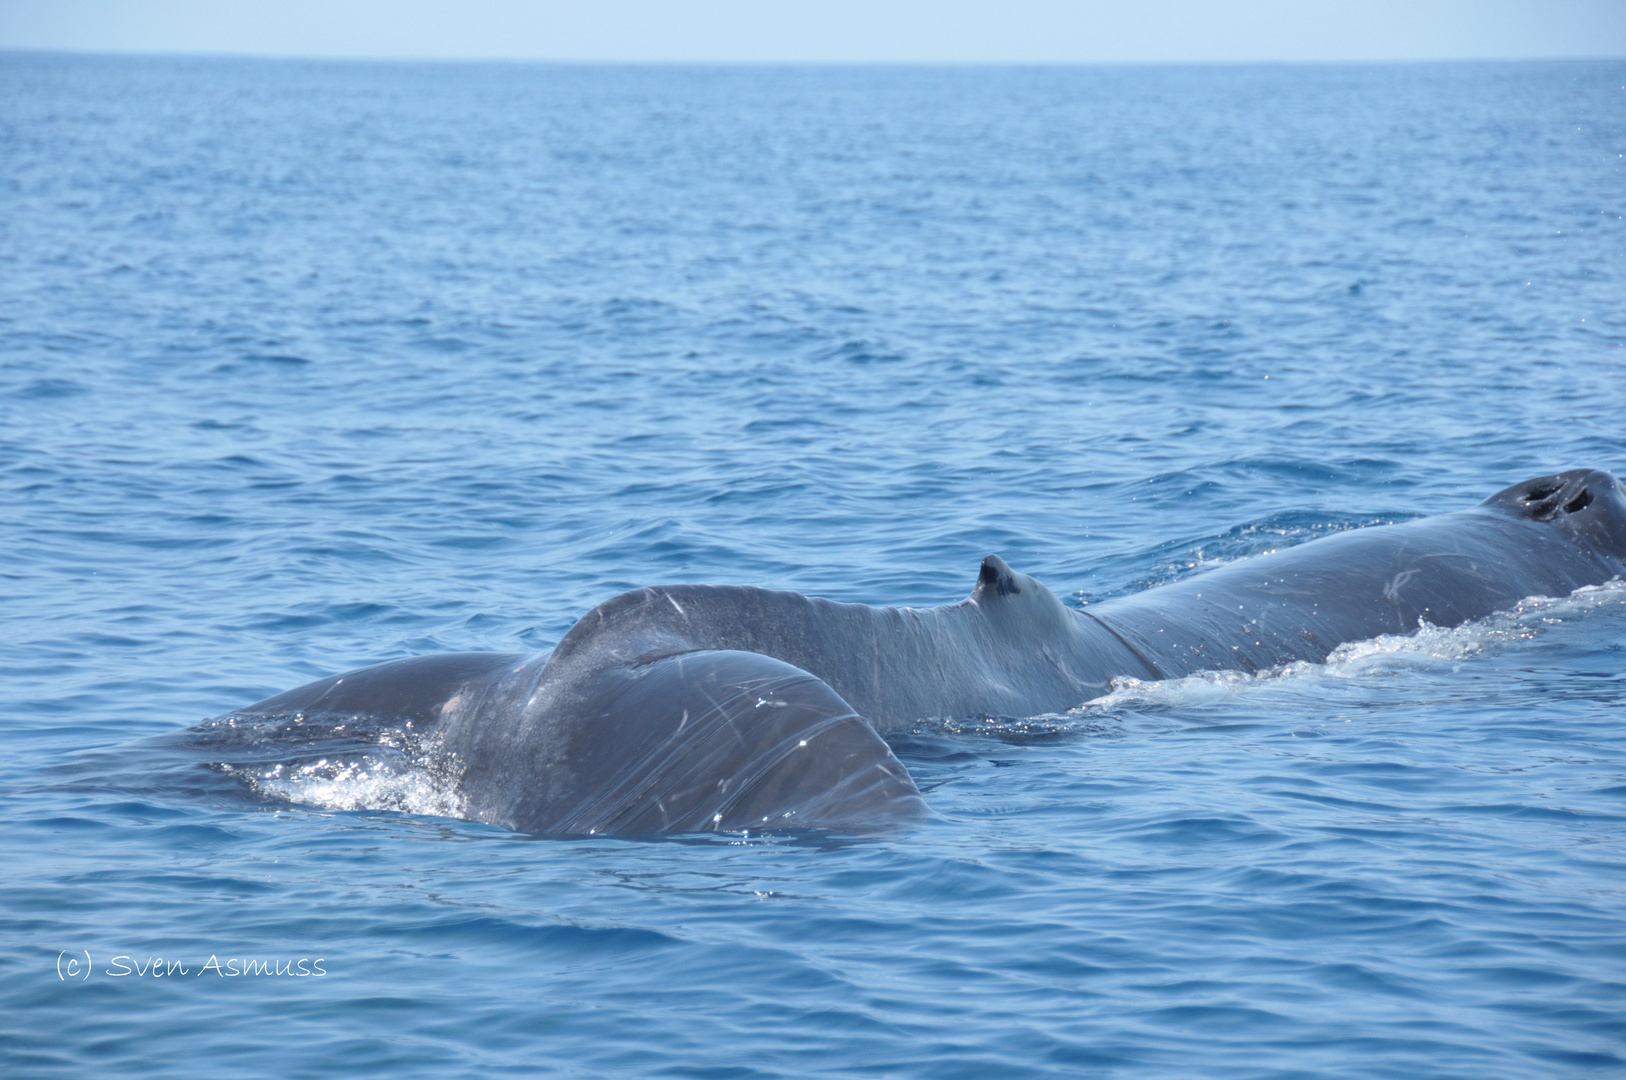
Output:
[{"xmin": 7, "ymin": 46, "xmax": 1625, "ymax": 67}]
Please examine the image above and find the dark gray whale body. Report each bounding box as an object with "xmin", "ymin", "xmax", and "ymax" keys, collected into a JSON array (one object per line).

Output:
[{"xmin": 209, "ymin": 469, "xmax": 1626, "ymax": 836}]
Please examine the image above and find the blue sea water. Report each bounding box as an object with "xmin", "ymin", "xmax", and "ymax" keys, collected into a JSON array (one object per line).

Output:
[{"xmin": 3, "ymin": 51, "xmax": 1626, "ymax": 1078}]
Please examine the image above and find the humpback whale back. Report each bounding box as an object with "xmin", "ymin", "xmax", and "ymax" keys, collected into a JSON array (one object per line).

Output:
[
  {"xmin": 436, "ymin": 561, "xmax": 1122, "ymax": 832},
  {"xmin": 202, "ymin": 469, "xmax": 1626, "ymax": 836}
]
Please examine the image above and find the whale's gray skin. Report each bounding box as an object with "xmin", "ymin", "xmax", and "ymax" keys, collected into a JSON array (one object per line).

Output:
[{"xmin": 209, "ymin": 469, "xmax": 1626, "ymax": 836}]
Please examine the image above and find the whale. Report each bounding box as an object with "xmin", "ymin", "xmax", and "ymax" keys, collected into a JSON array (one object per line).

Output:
[{"xmin": 199, "ymin": 468, "xmax": 1626, "ymax": 836}]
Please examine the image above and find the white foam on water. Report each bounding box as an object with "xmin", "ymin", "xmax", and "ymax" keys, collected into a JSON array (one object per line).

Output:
[
  {"xmin": 1077, "ymin": 579, "xmax": 1626, "ymax": 713},
  {"xmin": 247, "ymin": 734, "xmax": 468, "ymax": 821}
]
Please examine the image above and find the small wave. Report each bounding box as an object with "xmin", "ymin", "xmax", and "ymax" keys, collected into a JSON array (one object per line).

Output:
[
  {"xmin": 906, "ymin": 713, "xmax": 1121, "ymax": 742},
  {"xmin": 1078, "ymin": 579, "xmax": 1626, "ymax": 712},
  {"xmin": 1112, "ymin": 511, "xmax": 1399, "ymax": 595}
]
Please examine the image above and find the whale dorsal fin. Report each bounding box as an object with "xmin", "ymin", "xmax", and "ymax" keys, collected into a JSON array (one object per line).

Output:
[
  {"xmin": 970, "ymin": 556, "xmax": 1074, "ymax": 634},
  {"xmin": 973, "ymin": 554, "xmax": 1025, "ymax": 599}
]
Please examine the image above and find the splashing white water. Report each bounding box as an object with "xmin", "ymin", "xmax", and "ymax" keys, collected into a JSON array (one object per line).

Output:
[
  {"xmin": 1078, "ymin": 579, "xmax": 1626, "ymax": 713},
  {"xmin": 245, "ymin": 734, "xmax": 468, "ymax": 820}
]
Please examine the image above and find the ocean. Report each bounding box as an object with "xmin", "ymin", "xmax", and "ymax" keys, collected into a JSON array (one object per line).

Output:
[{"xmin": 2, "ymin": 52, "xmax": 1624, "ymax": 1077}]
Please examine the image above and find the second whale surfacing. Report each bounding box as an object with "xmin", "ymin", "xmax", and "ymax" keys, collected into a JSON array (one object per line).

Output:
[{"xmin": 204, "ymin": 469, "xmax": 1626, "ymax": 836}]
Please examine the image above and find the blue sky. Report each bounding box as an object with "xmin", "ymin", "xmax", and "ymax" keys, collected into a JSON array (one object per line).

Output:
[{"xmin": 2, "ymin": 0, "xmax": 1623, "ymax": 62}]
